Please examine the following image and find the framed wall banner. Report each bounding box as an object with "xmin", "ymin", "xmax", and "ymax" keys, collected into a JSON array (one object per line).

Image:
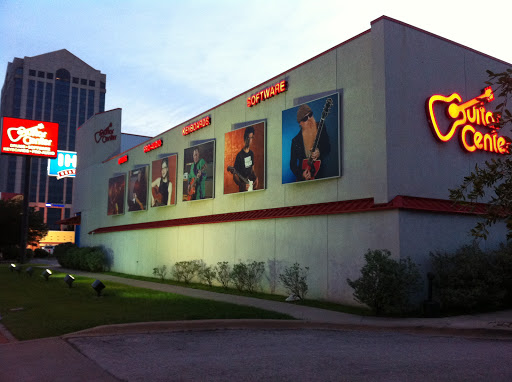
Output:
[
  {"xmin": 107, "ymin": 174, "xmax": 126, "ymax": 216},
  {"xmin": 127, "ymin": 166, "xmax": 148, "ymax": 211},
  {"xmin": 224, "ymin": 122, "xmax": 265, "ymax": 194},
  {"xmin": 183, "ymin": 140, "xmax": 215, "ymax": 201},
  {"xmin": 151, "ymin": 154, "xmax": 177, "ymax": 207},
  {"xmin": 282, "ymin": 93, "xmax": 340, "ymax": 184}
]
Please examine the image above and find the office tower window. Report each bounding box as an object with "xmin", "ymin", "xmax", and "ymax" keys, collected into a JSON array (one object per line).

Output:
[
  {"xmin": 35, "ymin": 81, "xmax": 44, "ymax": 120},
  {"xmin": 29, "ymin": 158, "xmax": 39, "ymax": 202},
  {"xmin": 14, "ymin": 78, "xmax": 22, "ymax": 117},
  {"xmin": 72, "ymin": 77, "xmax": 79, "ymax": 84},
  {"xmin": 29, "ymin": 69, "xmax": 36, "ymax": 76},
  {"xmin": 48, "ymin": 176, "xmax": 64, "ymax": 204},
  {"xmin": 46, "ymin": 208, "xmax": 61, "ymax": 230},
  {"xmin": 65, "ymin": 178, "xmax": 73, "ymax": 204},
  {"xmin": 100, "ymin": 92, "xmax": 105, "ymax": 112},
  {"xmin": 7, "ymin": 157, "xmax": 17, "ymax": 192},
  {"xmin": 47, "ymin": 73, "xmax": 53, "ymax": 79},
  {"xmin": 87, "ymin": 89, "xmax": 95, "ymax": 119},
  {"xmin": 44, "ymin": 83, "xmax": 53, "ymax": 121},
  {"xmin": 80, "ymin": 78, "xmax": 87, "ymax": 85},
  {"xmin": 89, "ymin": 80, "xmax": 95, "ymax": 87},
  {"xmin": 38, "ymin": 71, "xmax": 45, "ymax": 78},
  {"xmin": 15, "ymin": 67, "xmax": 23, "ymax": 75},
  {"xmin": 26, "ymin": 80, "xmax": 35, "ymax": 119},
  {"xmin": 79, "ymin": 88, "xmax": 86, "ymax": 126}
]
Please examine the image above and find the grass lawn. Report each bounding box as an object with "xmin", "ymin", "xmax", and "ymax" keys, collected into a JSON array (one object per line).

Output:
[{"xmin": 0, "ymin": 265, "xmax": 293, "ymax": 341}]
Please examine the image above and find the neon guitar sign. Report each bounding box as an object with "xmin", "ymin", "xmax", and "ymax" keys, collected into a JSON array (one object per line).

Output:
[{"xmin": 426, "ymin": 87, "xmax": 510, "ymax": 154}]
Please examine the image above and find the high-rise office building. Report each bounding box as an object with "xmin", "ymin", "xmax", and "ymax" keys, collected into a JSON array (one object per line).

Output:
[{"xmin": 0, "ymin": 49, "xmax": 106, "ymax": 232}]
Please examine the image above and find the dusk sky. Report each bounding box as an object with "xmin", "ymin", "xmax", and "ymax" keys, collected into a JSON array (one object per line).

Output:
[{"xmin": 1, "ymin": 0, "xmax": 510, "ymax": 138}]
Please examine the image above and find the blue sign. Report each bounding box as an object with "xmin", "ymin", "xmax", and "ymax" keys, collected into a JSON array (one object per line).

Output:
[{"xmin": 47, "ymin": 150, "xmax": 77, "ymax": 179}]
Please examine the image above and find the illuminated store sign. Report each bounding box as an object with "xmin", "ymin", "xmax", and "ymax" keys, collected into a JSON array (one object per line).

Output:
[
  {"xmin": 95, "ymin": 122, "xmax": 117, "ymax": 143},
  {"xmin": 182, "ymin": 116, "xmax": 211, "ymax": 136},
  {"xmin": 247, "ymin": 80, "xmax": 287, "ymax": 107},
  {"xmin": 427, "ymin": 87, "xmax": 510, "ymax": 154},
  {"xmin": 1, "ymin": 117, "xmax": 59, "ymax": 158},
  {"xmin": 144, "ymin": 139, "xmax": 163, "ymax": 153},
  {"xmin": 118, "ymin": 155, "xmax": 128, "ymax": 165},
  {"xmin": 48, "ymin": 150, "xmax": 77, "ymax": 179}
]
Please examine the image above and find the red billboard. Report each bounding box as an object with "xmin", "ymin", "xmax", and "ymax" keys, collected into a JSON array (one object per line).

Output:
[{"xmin": 1, "ymin": 117, "xmax": 59, "ymax": 158}]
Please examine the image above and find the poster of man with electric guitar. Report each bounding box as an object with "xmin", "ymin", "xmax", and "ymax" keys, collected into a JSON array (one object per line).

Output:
[
  {"xmin": 151, "ymin": 154, "xmax": 177, "ymax": 207},
  {"xmin": 127, "ymin": 166, "xmax": 148, "ymax": 211},
  {"xmin": 224, "ymin": 122, "xmax": 265, "ymax": 194},
  {"xmin": 282, "ymin": 93, "xmax": 340, "ymax": 183},
  {"xmin": 183, "ymin": 141, "xmax": 215, "ymax": 201},
  {"xmin": 107, "ymin": 174, "xmax": 125, "ymax": 215}
]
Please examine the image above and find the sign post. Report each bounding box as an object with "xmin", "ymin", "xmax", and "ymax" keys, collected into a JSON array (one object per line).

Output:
[{"xmin": 1, "ymin": 117, "xmax": 59, "ymax": 263}]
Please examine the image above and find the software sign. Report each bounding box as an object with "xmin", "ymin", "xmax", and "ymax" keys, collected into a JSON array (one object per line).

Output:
[
  {"xmin": 48, "ymin": 150, "xmax": 77, "ymax": 179},
  {"xmin": 1, "ymin": 117, "xmax": 59, "ymax": 158}
]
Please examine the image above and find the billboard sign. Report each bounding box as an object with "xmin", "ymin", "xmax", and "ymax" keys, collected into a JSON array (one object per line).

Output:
[
  {"xmin": 1, "ymin": 117, "xmax": 59, "ymax": 158},
  {"xmin": 48, "ymin": 150, "xmax": 77, "ymax": 179}
]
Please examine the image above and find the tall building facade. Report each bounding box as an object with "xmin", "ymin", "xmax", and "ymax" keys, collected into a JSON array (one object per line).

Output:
[{"xmin": 0, "ymin": 49, "xmax": 106, "ymax": 231}]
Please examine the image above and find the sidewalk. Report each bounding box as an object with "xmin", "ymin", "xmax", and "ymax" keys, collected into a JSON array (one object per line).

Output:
[{"xmin": 1, "ymin": 259, "xmax": 511, "ymax": 381}]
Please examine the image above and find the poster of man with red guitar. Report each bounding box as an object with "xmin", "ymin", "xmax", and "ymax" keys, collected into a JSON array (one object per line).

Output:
[
  {"xmin": 151, "ymin": 155, "xmax": 177, "ymax": 207},
  {"xmin": 224, "ymin": 122, "xmax": 265, "ymax": 194},
  {"xmin": 183, "ymin": 141, "xmax": 215, "ymax": 201},
  {"xmin": 282, "ymin": 93, "xmax": 340, "ymax": 183}
]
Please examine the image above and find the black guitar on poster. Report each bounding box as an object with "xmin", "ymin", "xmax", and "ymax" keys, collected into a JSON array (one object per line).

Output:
[{"xmin": 302, "ymin": 98, "xmax": 333, "ymax": 179}]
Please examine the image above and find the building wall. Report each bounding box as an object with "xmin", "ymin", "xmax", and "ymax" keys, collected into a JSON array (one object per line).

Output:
[{"xmin": 75, "ymin": 17, "xmax": 511, "ymax": 304}]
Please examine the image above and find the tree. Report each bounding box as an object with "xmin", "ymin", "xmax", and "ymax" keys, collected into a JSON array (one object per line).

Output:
[
  {"xmin": 449, "ymin": 69, "xmax": 512, "ymax": 240},
  {"xmin": 0, "ymin": 198, "xmax": 48, "ymax": 257}
]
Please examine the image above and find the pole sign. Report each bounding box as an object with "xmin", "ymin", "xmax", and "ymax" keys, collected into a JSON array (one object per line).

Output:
[
  {"xmin": 47, "ymin": 150, "xmax": 77, "ymax": 179},
  {"xmin": 1, "ymin": 117, "xmax": 59, "ymax": 158}
]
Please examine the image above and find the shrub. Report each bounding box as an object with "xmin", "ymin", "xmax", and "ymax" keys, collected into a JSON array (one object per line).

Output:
[
  {"xmin": 279, "ymin": 262, "xmax": 309, "ymax": 300},
  {"xmin": 54, "ymin": 244, "xmax": 107, "ymax": 272},
  {"xmin": 172, "ymin": 260, "xmax": 201, "ymax": 283},
  {"xmin": 430, "ymin": 244, "xmax": 511, "ymax": 312},
  {"xmin": 197, "ymin": 260, "xmax": 216, "ymax": 287},
  {"xmin": 215, "ymin": 261, "xmax": 231, "ymax": 288},
  {"xmin": 347, "ymin": 249, "xmax": 421, "ymax": 316},
  {"xmin": 230, "ymin": 261, "xmax": 265, "ymax": 292},
  {"xmin": 34, "ymin": 248, "xmax": 50, "ymax": 258},
  {"xmin": 152, "ymin": 265, "xmax": 168, "ymax": 281}
]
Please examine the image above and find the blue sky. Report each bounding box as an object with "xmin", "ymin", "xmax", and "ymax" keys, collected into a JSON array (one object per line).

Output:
[{"xmin": 1, "ymin": 0, "xmax": 510, "ymax": 137}]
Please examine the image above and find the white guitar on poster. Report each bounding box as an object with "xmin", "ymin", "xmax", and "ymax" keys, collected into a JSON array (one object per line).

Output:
[{"xmin": 227, "ymin": 166, "xmax": 254, "ymax": 191}]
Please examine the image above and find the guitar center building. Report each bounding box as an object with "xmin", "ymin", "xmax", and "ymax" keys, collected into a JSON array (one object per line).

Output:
[{"xmin": 73, "ymin": 16, "xmax": 510, "ymax": 304}]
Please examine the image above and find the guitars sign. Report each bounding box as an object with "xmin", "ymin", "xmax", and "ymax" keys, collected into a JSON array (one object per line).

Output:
[{"xmin": 426, "ymin": 87, "xmax": 510, "ymax": 154}]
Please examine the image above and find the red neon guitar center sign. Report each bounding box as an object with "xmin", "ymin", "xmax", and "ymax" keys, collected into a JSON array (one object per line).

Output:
[
  {"xmin": 1, "ymin": 117, "xmax": 59, "ymax": 158},
  {"xmin": 427, "ymin": 87, "xmax": 510, "ymax": 154}
]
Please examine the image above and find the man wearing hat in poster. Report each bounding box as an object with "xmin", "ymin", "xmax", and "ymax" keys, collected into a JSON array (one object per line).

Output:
[{"xmin": 290, "ymin": 103, "xmax": 331, "ymax": 181}]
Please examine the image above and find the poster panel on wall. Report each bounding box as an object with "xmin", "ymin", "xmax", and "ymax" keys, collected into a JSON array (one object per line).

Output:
[
  {"xmin": 224, "ymin": 122, "xmax": 265, "ymax": 194},
  {"xmin": 127, "ymin": 166, "xmax": 148, "ymax": 211},
  {"xmin": 107, "ymin": 174, "xmax": 126, "ymax": 216},
  {"xmin": 183, "ymin": 140, "xmax": 215, "ymax": 201},
  {"xmin": 281, "ymin": 93, "xmax": 340, "ymax": 184},
  {"xmin": 151, "ymin": 154, "xmax": 177, "ymax": 207}
]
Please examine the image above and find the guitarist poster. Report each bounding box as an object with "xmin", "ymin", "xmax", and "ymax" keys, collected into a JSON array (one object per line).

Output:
[
  {"xmin": 282, "ymin": 93, "xmax": 340, "ymax": 183},
  {"xmin": 151, "ymin": 154, "xmax": 177, "ymax": 207},
  {"xmin": 127, "ymin": 166, "xmax": 148, "ymax": 211},
  {"xmin": 224, "ymin": 122, "xmax": 265, "ymax": 194},
  {"xmin": 183, "ymin": 140, "xmax": 215, "ymax": 201}
]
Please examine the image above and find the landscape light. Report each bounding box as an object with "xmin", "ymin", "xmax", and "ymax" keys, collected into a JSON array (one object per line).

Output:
[
  {"xmin": 91, "ymin": 279, "xmax": 105, "ymax": 296},
  {"xmin": 26, "ymin": 267, "xmax": 34, "ymax": 276},
  {"xmin": 42, "ymin": 269, "xmax": 52, "ymax": 281},
  {"xmin": 9, "ymin": 263, "xmax": 16, "ymax": 272},
  {"xmin": 64, "ymin": 274, "xmax": 75, "ymax": 288}
]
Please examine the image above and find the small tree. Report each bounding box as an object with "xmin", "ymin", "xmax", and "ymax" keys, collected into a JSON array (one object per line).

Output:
[
  {"xmin": 197, "ymin": 260, "xmax": 216, "ymax": 287},
  {"xmin": 347, "ymin": 249, "xmax": 421, "ymax": 316},
  {"xmin": 152, "ymin": 265, "xmax": 168, "ymax": 281},
  {"xmin": 449, "ymin": 69, "xmax": 512, "ymax": 241},
  {"xmin": 214, "ymin": 261, "xmax": 231, "ymax": 288},
  {"xmin": 172, "ymin": 260, "xmax": 201, "ymax": 283},
  {"xmin": 279, "ymin": 262, "xmax": 309, "ymax": 300}
]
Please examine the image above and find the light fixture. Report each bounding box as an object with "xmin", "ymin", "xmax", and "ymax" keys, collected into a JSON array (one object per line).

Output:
[
  {"xmin": 9, "ymin": 263, "xmax": 16, "ymax": 272},
  {"xmin": 26, "ymin": 267, "xmax": 34, "ymax": 276},
  {"xmin": 64, "ymin": 274, "xmax": 75, "ymax": 288},
  {"xmin": 91, "ymin": 280, "xmax": 105, "ymax": 296},
  {"xmin": 42, "ymin": 269, "xmax": 52, "ymax": 281}
]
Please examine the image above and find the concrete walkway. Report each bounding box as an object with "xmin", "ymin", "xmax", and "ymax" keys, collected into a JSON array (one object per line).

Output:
[{"xmin": 1, "ymin": 260, "xmax": 511, "ymax": 381}]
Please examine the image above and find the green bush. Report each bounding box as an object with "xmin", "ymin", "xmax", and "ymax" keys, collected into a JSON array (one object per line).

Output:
[
  {"xmin": 430, "ymin": 244, "xmax": 512, "ymax": 313},
  {"xmin": 197, "ymin": 260, "xmax": 216, "ymax": 287},
  {"xmin": 230, "ymin": 261, "xmax": 265, "ymax": 292},
  {"xmin": 34, "ymin": 248, "xmax": 50, "ymax": 258},
  {"xmin": 152, "ymin": 265, "xmax": 168, "ymax": 281},
  {"xmin": 54, "ymin": 243, "xmax": 107, "ymax": 272},
  {"xmin": 279, "ymin": 262, "xmax": 309, "ymax": 300},
  {"xmin": 347, "ymin": 249, "xmax": 421, "ymax": 316},
  {"xmin": 172, "ymin": 260, "xmax": 201, "ymax": 283},
  {"xmin": 214, "ymin": 261, "xmax": 231, "ymax": 288}
]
